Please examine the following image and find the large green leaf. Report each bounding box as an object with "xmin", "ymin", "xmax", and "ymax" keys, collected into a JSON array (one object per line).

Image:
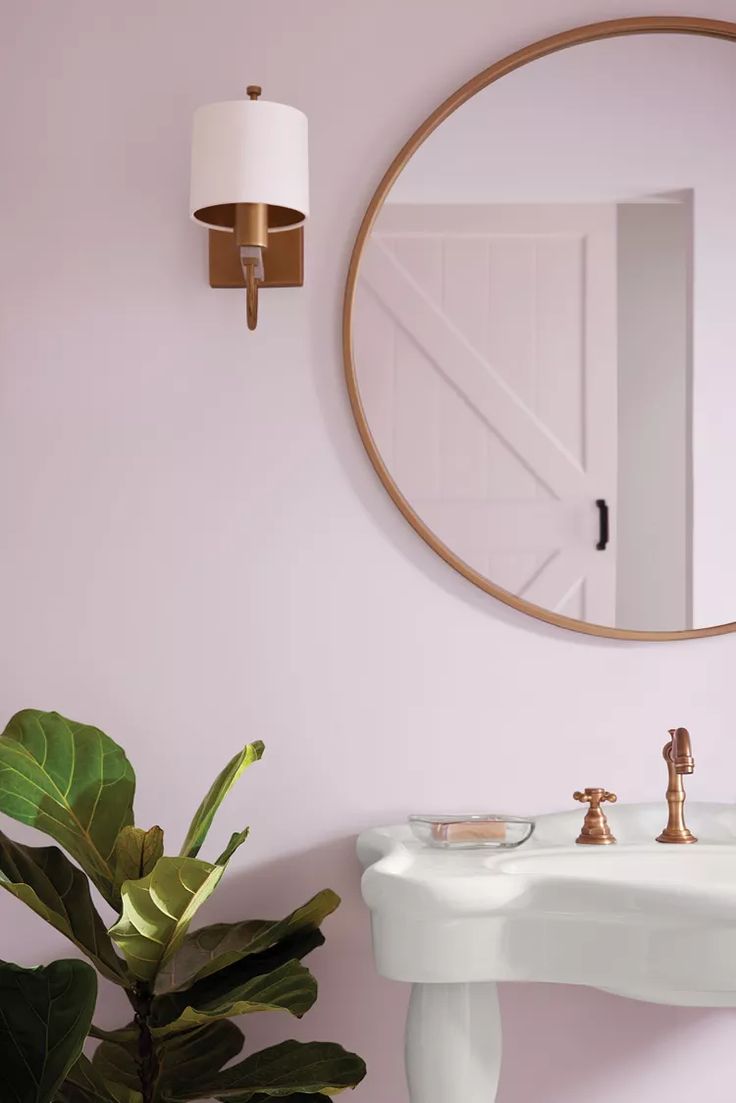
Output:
[
  {"xmin": 92, "ymin": 1020, "xmax": 244, "ymax": 1100},
  {"xmin": 158, "ymin": 890, "xmax": 340, "ymax": 993},
  {"xmin": 89, "ymin": 1040, "xmax": 142, "ymax": 1103},
  {"xmin": 0, "ymin": 830, "xmax": 128, "ymax": 986},
  {"xmin": 0, "ymin": 710, "xmax": 135, "ymax": 907},
  {"xmin": 56, "ymin": 1056, "xmax": 118, "ymax": 1103},
  {"xmin": 180, "ymin": 742, "xmax": 264, "ymax": 860},
  {"xmin": 154, "ymin": 959, "xmax": 317, "ymax": 1036},
  {"xmin": 153, "ymin": 929, "xmax": 324, "ymax": 1034},
  {"xmin": 0, "ymin": 958, "xmax": 97, "ymax": 1103},
  {"xmin": 158, "ymin": 1019, "xmax": 245, "ymax": 1090},
  {"xmin": 108, "ymin": 857, "xmax": 224, "ymax": 982},
  {"xmin": 113, "ymin": 826, "xmax": 164, "ymax": 888},
  {"xmin": 169, "ymin": 1040, "xmax": 366, "ymax": 1100}
]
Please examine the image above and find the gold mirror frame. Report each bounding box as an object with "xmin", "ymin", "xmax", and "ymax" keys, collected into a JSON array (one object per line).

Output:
[{"xmin": 343, "ymin": 16, "xmax": 736, "ymax": 642}]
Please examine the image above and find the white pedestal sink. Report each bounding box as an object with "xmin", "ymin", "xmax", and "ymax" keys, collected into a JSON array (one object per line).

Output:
[{"xmin": 357, "ymin": 802, "xmax": 736, "ymax": 1103}]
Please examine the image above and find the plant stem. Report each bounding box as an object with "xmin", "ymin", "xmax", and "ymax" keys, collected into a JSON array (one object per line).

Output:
[{"xmin": 129, "ymin": 983, "xmax": 158, "ymax": 1103}]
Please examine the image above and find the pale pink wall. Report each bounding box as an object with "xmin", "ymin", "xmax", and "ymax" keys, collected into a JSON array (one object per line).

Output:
[{"xmin": 2, "ymin": 2, "xmax": 736, "ymax": 1100}]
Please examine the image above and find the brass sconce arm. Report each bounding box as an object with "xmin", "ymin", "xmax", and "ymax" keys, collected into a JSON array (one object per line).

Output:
[
  {"xmin": 244, "ymin": 261, "xmax": 259, "ymax": 330},
  {"xmin": 235, "ymin": 203, "xmax": 267, "ymax": 330}
]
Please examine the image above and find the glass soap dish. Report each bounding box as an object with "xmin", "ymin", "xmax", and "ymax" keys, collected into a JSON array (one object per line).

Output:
[{"xmin": 409, "ymin": 813, "xmax": 535, "ymax": 850}]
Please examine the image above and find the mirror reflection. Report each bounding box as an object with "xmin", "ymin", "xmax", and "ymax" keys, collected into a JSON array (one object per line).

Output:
[{"xmin": 351, "ymin": 32, "xmax": 736, "ymax": 634}]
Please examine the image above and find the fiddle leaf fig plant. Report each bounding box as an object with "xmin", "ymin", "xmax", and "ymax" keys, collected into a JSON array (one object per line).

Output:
[
  {"xmin": 0, "ymin": 709, "xmax": 366, "ymax": 1103},
  {"xmin": 0, "ymin": 958, "xmax": 99, "ymax": 1103},
  {"xmin": 0, "ymin": 710, "xmax": 136, "ymax": 908}
]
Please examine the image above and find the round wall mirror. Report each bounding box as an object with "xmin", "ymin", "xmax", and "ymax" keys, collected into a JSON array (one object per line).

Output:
[{"xmin": 344, "ymin": 17, "xmax": 736, "ymax": 641}]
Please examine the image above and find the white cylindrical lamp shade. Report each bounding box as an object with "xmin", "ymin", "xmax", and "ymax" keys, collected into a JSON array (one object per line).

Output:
[{"xmin": 190, "ymin": 98, "xmax": 309, "ymax": 232}]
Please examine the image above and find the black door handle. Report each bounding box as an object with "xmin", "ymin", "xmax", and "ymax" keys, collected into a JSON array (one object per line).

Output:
[{"xmin": 596, "ymin": 499, "xmax": 609, "ymax": 551}]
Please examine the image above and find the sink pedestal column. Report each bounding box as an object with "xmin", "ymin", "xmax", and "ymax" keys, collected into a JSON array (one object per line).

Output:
[{"xmin": 405, "ymin": 982, "xmax": 501, "ymax": 1102}]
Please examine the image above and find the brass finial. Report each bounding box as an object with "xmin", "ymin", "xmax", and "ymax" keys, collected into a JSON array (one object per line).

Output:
[{"xmin": 246, "ymin": 85, "xmax": 262, "ymax": 100}]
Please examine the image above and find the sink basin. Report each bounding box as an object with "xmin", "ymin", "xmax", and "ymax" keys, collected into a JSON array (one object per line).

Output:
[
  {"xmin": 498, "ymin": 845, "xmax": 736, "ymax": 886},
  {"xmin": 358, "ymin": 802, "xmax": 736, "ymax": 1103}
]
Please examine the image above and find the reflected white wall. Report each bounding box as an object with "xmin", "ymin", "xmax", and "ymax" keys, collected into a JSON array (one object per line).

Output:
[{"xmin": 617, "ymin": 198, "xmax": 692, "ymax": 631}]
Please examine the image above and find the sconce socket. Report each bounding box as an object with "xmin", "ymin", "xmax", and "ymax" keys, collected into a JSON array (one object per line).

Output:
[{"xmin": 235, "ymin": 202, "xmax": 269, "ymax": 250}]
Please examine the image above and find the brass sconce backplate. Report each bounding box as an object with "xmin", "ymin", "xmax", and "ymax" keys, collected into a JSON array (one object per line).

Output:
[{"xmin": 209, "ymin": 226, "xmax": 304, "ymax": 289}]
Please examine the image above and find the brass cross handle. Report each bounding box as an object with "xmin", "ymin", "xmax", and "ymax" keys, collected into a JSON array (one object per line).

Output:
[
  {"xmin": 573, "ymin": 788, "xmax": 617, "ymax": 845},
  {"xmin": 574, "ymin": 788, "xmax": 617, "ymax": 806}
]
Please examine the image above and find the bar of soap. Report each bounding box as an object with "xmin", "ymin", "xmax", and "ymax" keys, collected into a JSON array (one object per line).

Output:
[{"xmin": 430, "ymin": 820, "xmax": 507, "ymax": 843}]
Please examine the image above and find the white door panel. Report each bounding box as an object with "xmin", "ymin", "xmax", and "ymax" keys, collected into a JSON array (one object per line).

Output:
[{"xmin": 354, "ymin": 203, "xmax": 618, "ymax": 622}]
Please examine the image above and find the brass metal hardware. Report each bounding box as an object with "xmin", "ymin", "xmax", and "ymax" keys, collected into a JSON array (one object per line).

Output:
[
  {"xmin": 656, "ymin": 728, "xmax": 697, "ymax": 844},
  {"xmin": 235, "ymin": 203, "xmax": 269, "ymax": 251},
  {"xmin": 209, "ymin": 225, "xmax": 304, "ymax": 290},
  {"xmin": 229, "ymin": 202, "xmax": 266, "ymax": 329},
  {"xmin": 241, "ymin": 259, "xmax": 258, "ymax": 330},
  {"xmin": 233, "ymin": 203, "xmax": 268, "ymax": 330},
  {"xmin": 573, "ymin": 789, "xmax": 617, "ymax": 845}
]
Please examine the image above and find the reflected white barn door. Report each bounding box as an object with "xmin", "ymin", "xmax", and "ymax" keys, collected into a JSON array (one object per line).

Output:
[{"xmin": 355, "ymin": 204, "xmax": 618, "ymax": 623}]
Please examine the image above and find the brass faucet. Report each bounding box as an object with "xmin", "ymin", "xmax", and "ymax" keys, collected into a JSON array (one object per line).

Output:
[
  {"xmin": 656, "ymin": 727, "xmax": 697, "ymax": 844},
  {"xmin": 573, "ymin": 788, "xmax": 617, "ymax": 845}
]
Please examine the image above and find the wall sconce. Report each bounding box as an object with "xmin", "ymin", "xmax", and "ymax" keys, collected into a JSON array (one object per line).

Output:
[{"xmin": 190, "ymin": 86, "xmax": 309, "ymax": 329}]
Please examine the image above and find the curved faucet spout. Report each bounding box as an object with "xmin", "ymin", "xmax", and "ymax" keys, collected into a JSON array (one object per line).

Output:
[{"xmin": 666, "ymin": 727, "xmax": 694, "ymax": 774}]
